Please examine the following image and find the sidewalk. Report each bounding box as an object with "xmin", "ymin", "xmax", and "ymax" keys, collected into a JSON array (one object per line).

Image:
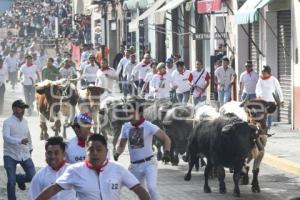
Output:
[{"xmin": 263, "ymin": 123, "xmax": 300, "ymax": 175}]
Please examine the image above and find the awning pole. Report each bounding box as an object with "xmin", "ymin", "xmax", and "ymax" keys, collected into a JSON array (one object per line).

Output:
[
  {"xmin": 224, "ymin": 0, "xmax": 265, "ymax": 57},
  {"xmin": 258, "ymin": 10, "xmax": 290, "ymax": 58}
]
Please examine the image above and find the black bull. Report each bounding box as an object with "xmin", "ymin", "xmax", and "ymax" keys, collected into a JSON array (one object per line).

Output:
[{"xmin": 184, "ymin": 114, "xmax": 258, "ymax": 197}]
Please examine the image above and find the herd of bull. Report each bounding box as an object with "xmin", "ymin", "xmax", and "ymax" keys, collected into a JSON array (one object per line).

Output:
[{"xmin": 34, "ymin": 79, "xmax": 276, "ymax": 197}]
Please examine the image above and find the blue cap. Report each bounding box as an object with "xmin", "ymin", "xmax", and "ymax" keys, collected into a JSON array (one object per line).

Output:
[
  {"xmin": 166, "ymin": 58, "xmax": 173, "ymax": 63},
  {"xmin": 73, "ymin": 113, "xmax": 93, "ymax": 125}
]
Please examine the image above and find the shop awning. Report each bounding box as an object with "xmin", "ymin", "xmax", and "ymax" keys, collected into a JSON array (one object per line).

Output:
[
  {"xmin": 235, "ymin": 0, "xmax": 273, "ymax": 24},
  {"xmin": 128, "ymin": 0, "xmax": 166, "ymax": 32},
  {"xmin": 197, "ymin": 0, "xmax": 222, "ymax": 14}
]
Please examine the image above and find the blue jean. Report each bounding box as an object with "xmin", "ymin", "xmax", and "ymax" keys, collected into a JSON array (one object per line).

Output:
[
  {"xmin": 241, "ymin": 93, "xmax": 256, "ymax": 101},
  {"xmin": 176, "ymin": 91, "xmax": 190, "ymax": 104},
  {"xmin": 267, "ymin": 114, "xmax": 273, "ymax": 130},
  {"xmin": 23, "ymin": 85, "xmax": 35, "ymax": 112},
  {"xmin": 218, "ymin": 87, "xmax": 231, "ymax": 106},
  {"xmin": 4, "ymin": 156, "xmax": 36, "ymax": 200},
  {"xmin": 123, "ymin": 80, "xmax": 132, "ymax": 97}
]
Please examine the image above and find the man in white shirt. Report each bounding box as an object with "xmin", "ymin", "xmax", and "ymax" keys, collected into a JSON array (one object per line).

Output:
[
  {"xmin": 82, "ymin": 55, "xmax": 98, "ymax": 85},
  {"xmin": 151, "ymin": 62, "xmax": 172, "ymax": 101},
  {"xmin": 2, "ymin": 100, "xmax": 36, "ymax": 200},
  {"xmin": 141, "ymin": 62, "xmax": 158, "ymax": 99},
  {"xmin": 35, "ymin": 134, "xmax": 151, "ymax": 200},
  {"xmin": 171, "ymin": 61, "xmax": 193, "ymax": 104},
  {"xmin": 28, "ymin": 136, "xmax": 77, "ymax": 200},
  {"xmin": 95, "ymin": 58, "xmax": 118, "ymax": 93},
  {"xmin": 0, "ymin": 58, "xmax": 8, "ymax": 114},
  {"xmin": 123, "ymin": 53, "xmax": 137, "ymax": 98},
  {"xmin": 19, "ymin": 54, "xmax": 41, "ymax": 115},
  {"xmin": 59, "ymin": 60, "xmax": 77, "ymax": 79},
  {"xmin": 215, "ymin": 57, "xmax": 236, "ymax": 106},
  {"xmin": 239, "ymin": 61, "xmax": 259, "ymax": 101},
  {"xmin": 66, "ymin": 113, "xmax": 93, "ymax": 164},
  {"xmin": 117, "ymin": 48, "xmax": 131, "ymax": 94},
  {"xmin": 131, "ymin": 53, "xmax": 152, "ymax": 92},
  {"xmin": 165, "ymin": 58, "xmax": 176, "ymax": 102},
  {"xmin": 115, "ymin": 96, "xmax": 171, "ymax": 200},
  {"xmin": 4, "ymin": 50, "xmax": 19, "ymax": 89},
  {"xmin": 256, "ymin": 65, "xmax": 284, "ymax": 129},
  {"xmin": 191, "ymin": 61, "xmax": 210, "ymax": 105}
]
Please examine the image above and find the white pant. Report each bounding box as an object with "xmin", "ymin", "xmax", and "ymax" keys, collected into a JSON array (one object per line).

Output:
[{"xmin": 129, "ymin": 159, "xmax": 159, "ymax": 200}]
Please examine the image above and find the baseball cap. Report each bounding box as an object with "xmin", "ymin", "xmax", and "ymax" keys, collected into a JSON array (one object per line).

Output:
[
  {"xmin": 73, "ymin": 113, "xmax": 93, "ymax": 125},
  {"xmin": 12, "ymin": 99, "xmax": 29, "ymax": 109},
  {"xmin": 166, "ymin": 58, "xmax": 173, "ymax": 63}
]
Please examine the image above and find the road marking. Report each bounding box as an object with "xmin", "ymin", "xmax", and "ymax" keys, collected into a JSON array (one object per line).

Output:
[{"xmin": 263, "ymin": 153, "xmax": 300, "ymax": 176}]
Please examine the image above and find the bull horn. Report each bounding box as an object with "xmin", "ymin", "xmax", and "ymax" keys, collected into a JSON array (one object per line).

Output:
[{"xmin": 239, "ymin": 95, "xmax": 250, "ymax": 107}]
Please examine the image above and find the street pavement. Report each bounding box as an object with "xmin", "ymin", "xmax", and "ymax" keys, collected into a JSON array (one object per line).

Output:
[{"xmin": 0, "ymin": 82, "xmax": 300, "ymax": 200}]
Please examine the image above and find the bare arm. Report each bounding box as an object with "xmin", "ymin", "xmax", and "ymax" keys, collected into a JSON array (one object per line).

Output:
[
  {"xmin": 35, "ymin": 183, "xmax": 63, "ymax": 200},
  {"xmin": 155, "ymin": 129, "xmax": 171, "ymax": 152},
  {"xmin": 116, "ymin": 138, "xmax": 128, "ymax": 155},
  {"xmin": 131, "ymin": 185, "xmax": 151, "ymax": 200}
]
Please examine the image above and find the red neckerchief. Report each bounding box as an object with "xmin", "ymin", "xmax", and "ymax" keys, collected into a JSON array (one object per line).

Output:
[
  {"xmin": 77, "ymin": 138, "xmax": 86, "ymax": 148},
  {"xmin": 131, "ymin": 116, "xmax": 145, "ymax": 129},
  {"xmin": 101, "ymin": 67, "xmax": 109, "ymax": 71},
  {"xmin": 260, "ymin": 74, "xmax": 271, "ymax": 80},
  {"xmin": 158, "ymin": 71, "xmax": 166, "ymax": 80},
  {"xmin": 51, "ymin": 160, "xmax": 66, "ymax": 171},
  {"xmin": 84, "ymin": 159, "xmax": 108, "ymax": 174}
]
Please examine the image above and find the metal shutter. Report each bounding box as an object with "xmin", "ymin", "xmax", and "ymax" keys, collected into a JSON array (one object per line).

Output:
[
  {"xmin": 277, "ymin": 10, "xmax": 291, "ymax": 123},
  {"xmin": 249, "ymin": 21, "xmax": 260, "ymax": 72}
]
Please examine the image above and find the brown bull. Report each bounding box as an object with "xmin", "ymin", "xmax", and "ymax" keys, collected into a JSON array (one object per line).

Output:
[
  {"xmin": 78, "ymin": 86, "xmax": 105, "ymax": 134},
  {"xmin": 35, "ymin": 80, "xmax": 65, "ymax": 140}
]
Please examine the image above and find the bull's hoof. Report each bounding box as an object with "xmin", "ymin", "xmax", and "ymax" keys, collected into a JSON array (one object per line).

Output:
[
  {"xmin": 251, "ymin": 184, "xmax": 260, "ymax": 193},
  {"xmin": 204, "ymin": 185, "xmax": 212, "ymax": 193},
  {"xmin": 234, "ymin": 188, "xmax": 241, "ymax": 197},
  {"xmin": 184, "ymin": 173, "xmax": 191, "ymax": 181},
  {"xmin": 157, "ymin": 152, "xmax": 162, "ymax": 161}
]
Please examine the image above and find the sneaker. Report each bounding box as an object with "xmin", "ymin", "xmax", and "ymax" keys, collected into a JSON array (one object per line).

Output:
[{"xmin": 17, "ymin": 181, "xmax": 26, "ymax": 190}]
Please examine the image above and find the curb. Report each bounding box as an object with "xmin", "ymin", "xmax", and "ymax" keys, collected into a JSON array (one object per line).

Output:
[{"xmin": 263, "ymin": 153, "xmax": 300, "ymax": 176}]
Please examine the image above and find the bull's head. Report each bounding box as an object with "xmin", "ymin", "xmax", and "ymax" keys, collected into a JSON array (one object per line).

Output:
[{"xmin": 86, "ymin": 86, "xmax": 105, "ymax": 109}]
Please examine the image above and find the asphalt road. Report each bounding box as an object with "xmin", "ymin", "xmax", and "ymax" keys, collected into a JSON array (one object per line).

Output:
[{"xmin": 0, "ymin": 82, "xmax": 300, "ymax": 200}]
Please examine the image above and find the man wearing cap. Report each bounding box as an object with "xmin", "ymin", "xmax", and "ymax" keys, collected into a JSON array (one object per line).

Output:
[
  {"xmin": 131, "ymin": 53, "xmax": 152, "ymax": 92},
  {"xmin": 2, "ymin": 99, "xmax": 36, "ymax": 200},
  {"xmin": 65, "ymin": 113, "xmax": 93, "ymax": 164},
  {"xmin": 256, "ymin": 65, "xmax": 284, "ymax": 129},
  {"xmin": 82, "ymin": 55, "xmax": 99, "ymax": 85},
  {"xmin": 117, "ymin": 48, "xmax": 131, "ymax": 94},
  {"xmin": 239, "ymin": 60, "xmax": 259, "ymax": 101},
  {"xmin": 19, "ymin": 54, "xmax": 41, "ymax": 116},
  {"xmin": 0, "ymin": 58, "xmax": 8, "ymax": 114},
  {"xmin": 165, "ymin": 58, "xmax": 176, "ymax": 75},
  {"xmin": 4, "ymin": 50, "xmax": 19, "ymax": 89},
  {"xmin": 215, "ymin": 57, "xmax": 236, "ymax": 106},
  {"xmin": 115, "ymin": 96, "xmax": 171, "ymax": 200}
]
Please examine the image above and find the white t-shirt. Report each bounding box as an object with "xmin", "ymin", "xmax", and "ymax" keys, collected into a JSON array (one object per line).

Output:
[
  {"xmin": 171, "ymin": 69, "xmax": 192, "ymax": 93},
  {"xmin": 191, "ymin": 69, "xmax": 210, "ymax": 98},
  {"xmin": 4, "ymin": 55, "xmax": 19, "ymax": 72},
  {"xmin": 65, "ymin": 137, "xmax": 86, "ymax": 164},
  {"xmin": 215, "ymin": 67, "xmax": 235, "ymax": 91},
  {"xmin": 131, "ymin": 62, "xmax": 151, "ymax": 80},
  {"xmin": 20, "ymin": 64, "xmax": 39, "ymax": 85},
  {"xmin": 166, "ymin": 65, "xmax": 176, "ymax": 76},
  {"xmin": 121, "ymin": 120, "xmax": 160, "ymax": 162},
  {"xmin": 28, "ymin": 163, "xmax": 77, "ymax": 200},
  {"xmin": 0, "ymin": 66, "xmax": 8, "ymax": 85},
  {"xmin": 83, "ymin": 64, "xmax": 98, "ymax": 83},
  {"xmin": 95, "ymin": 68, "xmax": 117, "ymax": 92},
  {"xmin": 56, "ymin": 161, "xmax": 139, "ymax": 200},
  {"xmin": 123, "ymin": 62, "xmax": 136, "ymax": 81},
  {"xmin": 256, "ymin": 76, "xmax": 284, "ymax": 102},
  {"xmin": 117, "ymin": 57, "xmax": 129, "ymax": 77},
  {"xmin": 151, "ymin": 73, "xmax": 172, "ymax": 99},
  {"xmin": 59, "ymin": 67, "xmax": 77, "ymax": 79},
  {"xmin": 240, "ymin": 70, "xmax": 259, "ymax": 94}
]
